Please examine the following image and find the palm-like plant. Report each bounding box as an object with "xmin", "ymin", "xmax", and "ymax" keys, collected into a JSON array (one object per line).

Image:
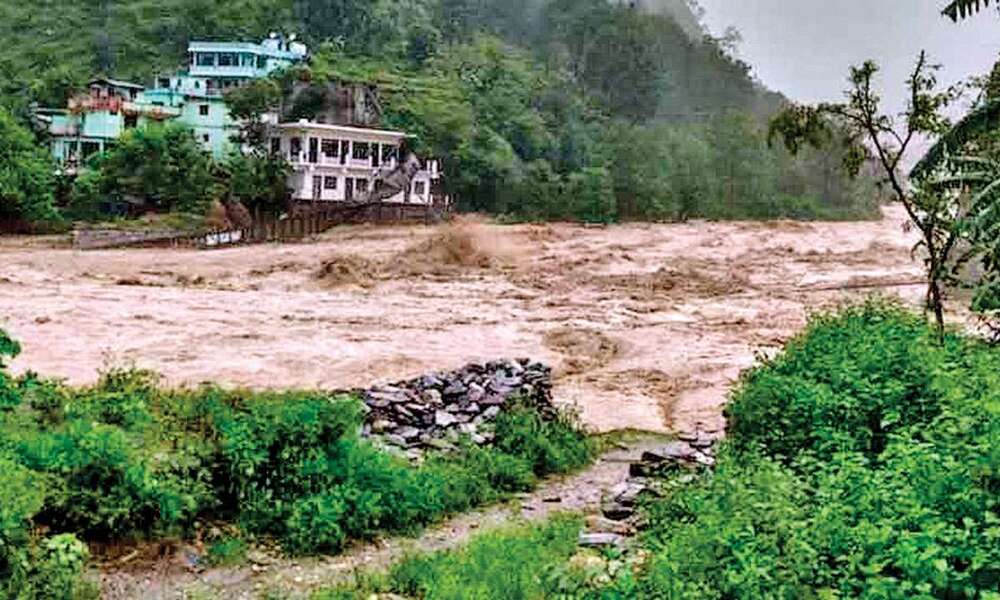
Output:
[{"xmin": 943, "ymin": 0, "xmax": 995, "ymax": 21}]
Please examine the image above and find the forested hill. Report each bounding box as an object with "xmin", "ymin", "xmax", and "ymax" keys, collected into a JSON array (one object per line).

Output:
[
  {"xmin": 1, "ymin": 0, "xmax": 878, "ymax": 223},
  {"xmin": 1, "ymin": 0, "xmax": 770, "ymax": 120}
]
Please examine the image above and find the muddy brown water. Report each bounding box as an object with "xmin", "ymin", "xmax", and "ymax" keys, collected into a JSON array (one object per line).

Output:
[{"xmin": 0, "ymin": 207, "xmax": 924, "ymax": 434}]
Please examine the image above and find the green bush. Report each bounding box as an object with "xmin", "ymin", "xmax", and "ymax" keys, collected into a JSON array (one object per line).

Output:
[
  {"xmin": 0, "ymin": 330, "xmax": 22, "ymax": 411},
  {"xmin": 606, "ymin": 301, "xmax": 1000, "ymax": 599},
  {"xmin": 726, "ymin": 299, "xmax": 953, "ymax": 463},
  {"xmin": 493, "ymin": 403, "xmax": 594, "ymax": 477},
  {"xmin": 0, "ymin": 327, "xmax": 595, "ymax": 565}
]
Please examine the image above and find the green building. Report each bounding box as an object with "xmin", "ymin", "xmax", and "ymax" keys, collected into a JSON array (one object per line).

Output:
[
  {"xmin": 36, "ymin": 78, "xmax": 180, "ymax": 173},
  {"xmin": 145, "ymin": 35, "xmax": 308, "ymax": 157}
]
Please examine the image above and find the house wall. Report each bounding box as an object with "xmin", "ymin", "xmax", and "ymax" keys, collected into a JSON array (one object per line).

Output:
[{"xmin": 273, "ymin": 129, "xmax": 437, "ymax": 205}]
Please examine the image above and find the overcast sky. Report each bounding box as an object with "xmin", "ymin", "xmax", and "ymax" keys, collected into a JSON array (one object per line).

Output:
[{"xmin": 696, "ymin": 0, "xmax": 1000, "ymax": 116}]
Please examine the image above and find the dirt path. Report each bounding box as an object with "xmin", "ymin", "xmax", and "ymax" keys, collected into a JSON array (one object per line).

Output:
[
  {"xmin": 0, "ymin": 207, "xmax": 923, "ymax": 434},
  {"xmin": 98, "ymin": 434, "xmax": 670, "ymax": 600}
]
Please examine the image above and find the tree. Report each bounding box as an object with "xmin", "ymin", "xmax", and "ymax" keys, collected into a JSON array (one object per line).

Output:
[
  {"xmin": 0, "ymin": 107, "xmax": 61, "ymax": 229},
  {"xmin": 771, "ymin": 53, "xmax": 959, "ymax": 338},
  {"xmin": 222, "ymin": 152, "xmax": 291, "ymax": 216},
  {"xmin": 943, "ymin": 0, "xmax": 996, "ymax": 21},
  {"xmin": 72, "ymin": 123, "xmax": 215, "ymax": 216}
]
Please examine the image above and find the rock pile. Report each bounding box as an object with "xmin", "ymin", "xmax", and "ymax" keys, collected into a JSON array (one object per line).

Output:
[
  {"xmin": 600, "ymin": 431, "xmax": 719, "ymax": 523},
  {"xmin": 353, "ymin": 359, "xmax": 555, "ymax": 456}
]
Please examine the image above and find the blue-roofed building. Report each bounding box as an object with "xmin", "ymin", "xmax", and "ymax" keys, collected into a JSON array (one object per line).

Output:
[{"xmin": 144, "ymin": 35, "xmax": 308, "ymax": 157}]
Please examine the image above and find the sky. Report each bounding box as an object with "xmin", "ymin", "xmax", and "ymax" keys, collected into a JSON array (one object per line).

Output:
[{"xmin": 696, "ymin": 0, "xmax": 1000, "ymax": 116}]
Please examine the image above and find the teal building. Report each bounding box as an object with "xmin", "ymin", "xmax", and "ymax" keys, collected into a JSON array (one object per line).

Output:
[
  {"xmin": 145, "ymin": 36, "xmax": 308, "ymax": 157},
  {"xmin": 36, "ymin": 78, "xmax": 181, "ymax": 173}
]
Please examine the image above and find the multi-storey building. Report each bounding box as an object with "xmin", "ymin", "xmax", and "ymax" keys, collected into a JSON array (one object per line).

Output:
[
  {"xmin": 272, "ymin": 121, "xmax": 441, "ymax": 205},
  {"xmin": 35, "ymin": 78, "xmax": 181, "ymax": 173},
  {"xmin": 144, "ymin": 35, "xmax": 308, "ymax": 157}
]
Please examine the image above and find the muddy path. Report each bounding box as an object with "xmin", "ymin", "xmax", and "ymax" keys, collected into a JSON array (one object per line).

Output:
[
  {"xmin": 98, "ymin": 434, "xmax": 670, "ymax": 600},
  {"xmin": 0, "ymin": 207, "xmax": 923, "ymax": 434}
]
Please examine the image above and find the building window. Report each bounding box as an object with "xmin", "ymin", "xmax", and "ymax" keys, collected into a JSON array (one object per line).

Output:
[
  {"xmin": 202, "ymin": 134, "xmax": 210, "ymax": 143},
  {"xmin": 382, "ymin": 145, "xmax": 398, "ymax": 164},
  {"xmin": 218, "ymin": 53, "xmax": 237, "ymax": 67},
  {"xmin": 81, "ymin": 141, "xmax": 101, "ymax": 159},
  {"xmin": 324, "ymin": 176, "xmax": 338, "ymax": 190},
  {"xmin": 352, "ymin": 142, "xmax": 370, "ymax": 160},
  {"xmin": 270, "ymin": 138, "xmax": 281, "ymax": 155},
  {"xmin": 290, "ymin": 137, "xmax": 301, "ymax": 161},
  {"xmin": 199, "ymin": 104, "xmax": 209, "ymax": 116},
  {"xmin": 414, "ymin": 181, "xmax": 427, "ymax": 196},
  {"xmin": 321, "ymin": 139, "xmax": 338, "ymax": 158},
  {"xmin": 356, "ymin": 179, "xmax": 369, "ymax": 193},
  {"xmin": 124, "ymin": 114, "xmax": 138, "ymax": 129},
  {"xmin": 196, "ymin": 53, "xmax": 216, "ymax": 67},
  {"xmin": 257, "ymin": 56, "xmax": 267, "ymax": 69}
]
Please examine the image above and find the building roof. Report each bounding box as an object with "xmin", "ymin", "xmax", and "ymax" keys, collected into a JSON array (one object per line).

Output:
[
  {"xmin": 89, "ymin": 77, "xmax": 144, "ymax": 90},
  {"xmin": 188, "ymin": 40, "xmax": 304, "ymax": 60},
  {"xmin": 276, "ymin": 121, "xmax": 410, "ymax": 141}
]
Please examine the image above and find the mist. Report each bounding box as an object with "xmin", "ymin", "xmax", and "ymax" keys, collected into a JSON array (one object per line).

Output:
[{"xmin": 697, "ymin": 0, "xmax": 1000, "ymax": 116}]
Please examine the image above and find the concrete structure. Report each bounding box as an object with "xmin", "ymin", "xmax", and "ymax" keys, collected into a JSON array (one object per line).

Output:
[
  {"xmin": 36, "ymin": 78, "xmax": 180, "ymax": 172},
  {"xmin": 273, "ymin": 121, "xmax": 441, "ymax": 205},
  {"xmin": 144, "ymin": 35, "xmax": 308, "ymax": 157}
]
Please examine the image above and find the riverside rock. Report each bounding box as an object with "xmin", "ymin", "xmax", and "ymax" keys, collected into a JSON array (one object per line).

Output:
[{"xmin": 341, "ymin": 359, "xmax": 556, "ymax": 457}]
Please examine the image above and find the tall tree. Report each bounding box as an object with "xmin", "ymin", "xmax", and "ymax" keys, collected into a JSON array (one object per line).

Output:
[{"xmin": 771, "ymin": 54, "xmax": 959, "ymax": 337}]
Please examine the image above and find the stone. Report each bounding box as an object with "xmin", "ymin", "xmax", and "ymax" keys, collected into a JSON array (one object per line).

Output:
[
  {"xmin": 443, "ymin": 381, "xmax": 467, "ymax": 397},
  {"xmin": 480, "ymin": 394, "xmax": 506, "ymax": 406},
  {"xmin": 615, "ymin": 481, "xmax": 648, "ymax": 507},
  {"xmin": 602, "ymin": 502, "xmax": 635, "ymax": 521},
  {"xmin": 543, "ymin": 495, "xmax": 562, "ymax": 503},
  {"xmin": 482, "ymin": 406, "xmax": 501, "ymax": 419},
  {"xmin": 585, "ymin": 515, "xmax": 637, "ymax": 536},
  {"xmin": 467, "ymin": 383, "xmax": 486, "ymax": 404},
  {"xmin": 421, "ymin": 389, "xmax": 443, "ymax": 405},
  {"xmin": 643, "ymin": 442, "xmax": 698, "ymax": 463},
  {"xmin": 462, "ymin": 402, "xmax": 481, "ymax": 414},
  {"xmin": 578, "ymin": 533, "xmax": 626, "ymax": 548},
  {"xmin": 385, "ymin": 435, "xmax": 408, "ymax": 447},
  {"xmin": 435, "ymin": 410, "xmax": 459, "ymax": 427},
  {"xmin": 371, "ymin": 420, "xmax": 393, "ymax": 433},
  {"xmin": 396, "ymin": 427, "xmax": 421, "ymax": 441},
  {"xmin": 420, "ymin": 375, "xmax": 444, "ymax": 389}
]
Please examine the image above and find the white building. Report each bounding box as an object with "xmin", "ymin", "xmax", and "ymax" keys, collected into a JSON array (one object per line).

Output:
[{"xmin": 272, "ymin": 121, "xmax": 441, "ymax": 205}]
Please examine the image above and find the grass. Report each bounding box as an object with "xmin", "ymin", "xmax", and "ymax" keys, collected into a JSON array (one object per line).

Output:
[{"xmin": 313, "ymin": 515, "xmax": 588, "ymax": 600}]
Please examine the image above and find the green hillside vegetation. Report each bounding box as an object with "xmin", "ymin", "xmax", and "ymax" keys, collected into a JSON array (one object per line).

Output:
[
  {"xmin": 1, "ymin": 0, "xmax": 879, "ymax": 226},
  {"xmin": 323, "ymin": 300, "xmax": 1000, "ymax": 599}
]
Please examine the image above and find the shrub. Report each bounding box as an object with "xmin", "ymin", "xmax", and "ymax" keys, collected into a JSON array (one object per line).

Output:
[
  {"xmin": 726, "ymin": 299, "xmax": 954, "ymax": 463},
  {"xmin": 493, "ymin": 403, "xmax": 594, "ymax": 477},
  {"xmin": 0, "ymin": 329, "xmax": 22, "ymax": 411},
  {"xmin": 609, "ymin": 301, "xmax": 1000, "ymax": 599},
  {"xmin": 0, "ymin": 333, "xmax": 597, "ymax": 562}
]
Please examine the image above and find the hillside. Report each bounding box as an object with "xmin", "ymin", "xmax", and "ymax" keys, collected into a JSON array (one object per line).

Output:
[{"xmin": 1, "ymin": 0, "xmax": 879, "ymax": 224}]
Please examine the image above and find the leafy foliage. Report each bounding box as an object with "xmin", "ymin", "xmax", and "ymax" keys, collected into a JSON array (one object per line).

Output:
[
  {"xmin": 68, "ymin": 122, "xmax": 216, "ymax": 217},
  {"xmin": 598, "ymin": 300, "xmax": 1000, "ymax": 598},
  {"xmin": 0, "ymin": 326, "xmax": 593, "ymax": 575},
  {"xmin": 0, "ymin": 0, "xmax": 882, "ymax": 226},
  {"xmin": 0, "ymin": 107, "xmax": 62, "ymax": 229},
  {"xmin": 771, "ymin": 54, "xmax": 965, "ymax": 337},
  {"xmin": 944, "ymin": 0, "xmax": 996, "ymax": 21}
]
